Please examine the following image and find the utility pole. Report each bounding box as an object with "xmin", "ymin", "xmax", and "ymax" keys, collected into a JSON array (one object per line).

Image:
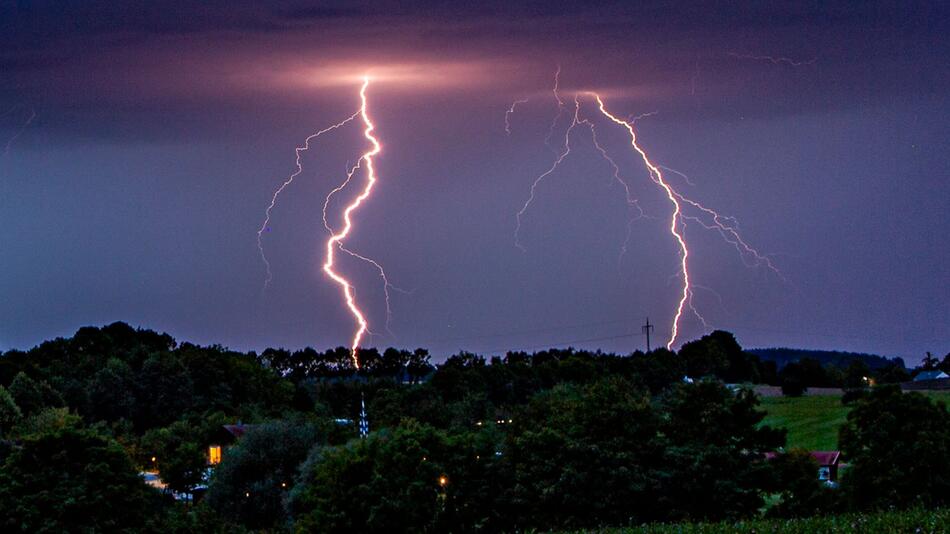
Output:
[{"xmin": 642, "ymin": 317, "xmax": 654, "ymax": 353}]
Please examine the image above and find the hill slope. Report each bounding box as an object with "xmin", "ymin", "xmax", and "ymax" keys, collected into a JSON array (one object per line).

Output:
[{"xmin": 748, "ymin": 348, "xmax": 903, "ymax": 371}]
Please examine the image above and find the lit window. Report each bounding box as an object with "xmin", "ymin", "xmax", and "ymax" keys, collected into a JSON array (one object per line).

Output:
[{"xmin": 209, "ymin": 445, "xmax": 222, "ymax": 465}]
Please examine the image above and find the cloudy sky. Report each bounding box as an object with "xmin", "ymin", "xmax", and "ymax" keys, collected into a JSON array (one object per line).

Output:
[{"xmin": 1, "ymin": 1, "xmax": 947, "ymax": 363}]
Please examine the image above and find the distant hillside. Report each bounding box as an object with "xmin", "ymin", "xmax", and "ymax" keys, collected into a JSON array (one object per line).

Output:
[{"xmin": 748, "ymin": 348, "xmax": 905, "ymax": 371}]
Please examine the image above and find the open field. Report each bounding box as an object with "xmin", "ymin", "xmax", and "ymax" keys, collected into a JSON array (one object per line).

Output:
[
  {"xmin": 759, "ymin": 390, "xmax": 950, "ymax": 451},
  {"xmin": 577, "ymin": 507, "xmax": 950, "ymax": 533},
  {"xmin": 759, "ymin": 395, "xmax": 849, "ymax": 450}
]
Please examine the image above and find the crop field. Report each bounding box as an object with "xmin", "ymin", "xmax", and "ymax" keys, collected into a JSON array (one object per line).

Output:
[{"xmin": 586, "ymin": 507, "xmax": 950, "ymax": 533}]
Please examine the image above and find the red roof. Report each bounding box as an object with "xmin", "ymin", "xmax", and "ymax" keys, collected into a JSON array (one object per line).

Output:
[
  {"xmin": 222, "ymin": 424, "xmax": 254, "ymax": 439},
  {"xmin": 763, "ymin": 450, "xmax": 840, "ymax": 466},
  {"xmin": 811, "ymin": 451, "xmax": 840, "ymax": 466}
]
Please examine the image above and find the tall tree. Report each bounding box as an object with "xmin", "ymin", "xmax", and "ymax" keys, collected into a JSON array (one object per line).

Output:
[
  {"xmin": 205, "ymin": 421, "xmax": 321, "ymax": 530},
  {"xmin": 0, "ymin": 415, "xmax": 161, "ymax": 532},
  {"xmin": 839, "ymin": 386, "xmax": 950, "ymax": 509},
  {"xmin": 0, "ymin": 386, "xmax": 21, "ymax": 435}
]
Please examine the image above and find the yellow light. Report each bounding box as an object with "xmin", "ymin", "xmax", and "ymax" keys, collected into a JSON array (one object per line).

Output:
[
  {"xmin": 209, "ymin": 445, "xmax": 222, "ymax": 465},
  {"xmin": 151, "ymin": 456, "xmax": 156, "ymax": 463},
  {"xmin": 439, "ymin": 475, "xmax": 448, "ymax": 487}
]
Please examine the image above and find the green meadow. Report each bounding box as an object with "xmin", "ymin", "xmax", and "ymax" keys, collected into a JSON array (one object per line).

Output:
[{"xmin": 759, "ymin": 390, "xmax": 950, "ymax": 451}]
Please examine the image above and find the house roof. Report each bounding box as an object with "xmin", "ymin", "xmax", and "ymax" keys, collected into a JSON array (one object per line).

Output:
[
  {"xmin": 914, "ymin": 370, "xmax": 949, "ymax": 381},
  {"xmin": 222, "ymin": 424, "xmax": 255, "ymax": 439},
  {"xmin": 811, "ymin": 451, "xmax": 840, "ymax": 466},
  {"xmin": 764, "ymin": 450, "xmax": 840, "ymax": 466}
]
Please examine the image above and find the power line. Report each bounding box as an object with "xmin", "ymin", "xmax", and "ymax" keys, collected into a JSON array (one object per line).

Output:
[
  {"xmin": 417, "ymin": 317, "xmax": 642, "ymax": 346},
  {"xmin": 483, "ymin": 330, "xmax": 644, "ymax": 355}
]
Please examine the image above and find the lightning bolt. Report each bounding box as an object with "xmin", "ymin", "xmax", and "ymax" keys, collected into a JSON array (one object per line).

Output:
[
  {"xmin": 628, "ymin": 111, "xmax": 659, "ymax": 125},
  {"xmin": 690, "ymin": 54, "xmax": 700, "ymax": 96},
  {"xmin": 590, "ymin": 92, "xmax": 783, "ymax": 347},
  {"xmin": 514, "ymin": 95, "xmax": 583, "ymax": 252},
  {"xmin": 659, "ymin": 166, "xmax": 783, "ymax": 278},
  {"xmin": 728, "ymin": 52, "xmax": 817, "ymax": 67},
  {"xmin": 320, "ymin": 159, "xmax": 403, "ymax": 336},
  {"xmin": 258, "ymin": 76, "xmax": 395, "ymax": 368},
  {"xmin": 504, "ymin": 98, "xmax": 529, "ymax": 135},
  {"xmin": 322, "ymin": 76, "xmax": 383, "ymax": 368},
  {"xmin": 513, "ymin": 79, "xmax": 647, "ymax": 256},
  {"xmin": 587, "ymin": 93, "xmax": 693, "ymax": 349},
  {"xmin": 257, "ymin": 110, "xmax": 360, "ymax": 288},
  {"xmin": 544, "ymin": 65, "xmax": 567, "ymax": 152},
  {"xmin": 3, "ymin": 107, "xmax": 36, "ymax": 156},
  {"xmin": 511, "ymin": 68, "xmax": 781, "ymax": 350}
]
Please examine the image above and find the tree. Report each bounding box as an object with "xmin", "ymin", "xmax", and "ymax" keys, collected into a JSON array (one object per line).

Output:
[
  {"xmin": 629, "ymin": 348, "xmax": 684, "ymax": 394},
  {"xmin": 0, "ymin": 414, "xmax": 161, "ymax": 532},
  {"xmin": 290, "ymin": 421, "xmax": 463, "ymax": 533},
  {"xmin": 141, "ymin": 418, "xmax": 214, "ymax": 495},
  {"xmin": 843, "ymin": 360, "xmax": 871, "ymax": 390},
  {"xmin": 679, "ymin": 332, "xmax": 730, "ymax": 378},
  {"xmin": 939, "ymin": 352, "xmax": 950, "ymax": 374},
  {"xmin": 678, "ymin": 330, "xmax": 762, "ymax": 383},
  {"xmin": 503, "ymin": 377, "xmax": 662, "ymax": 529},
  {"xmin": 406, "ymin": 348, "xmax": 435, "ymax": 382},
  {"xmin": 88, "ymin": 358, "xmax": 137, "ymax": 423},
  {"xmin": 205, "ymin": 421, "xmax": 321, "ymax": 530},
  {"xmin": 0, "ymin": 386, "xmax": 21, "ymax": 435},
  {"xmin": 656, "ymin": 381, "xmax": 786, "ymax": 522},
  {"xmin": 874, "ymin": 362, "xmax": 910, "ymax": 384},
  {"xmin": 839, "ymin": 385, "xmax": 950, "ymax": 509},
  {"xmin": 779, "ymin": 362, "xmax": 807, "ymax": 397},
  {"xmin": 7, "ymin": 372, "xmax": 63, "ymax": 418}
]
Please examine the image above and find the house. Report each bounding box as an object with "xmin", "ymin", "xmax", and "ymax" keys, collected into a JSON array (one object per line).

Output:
[
  {"xmin": 765, "ymin": 450, "xmax": 841, "ymax": 486},
  {"xmin": 811, "ymin": 451, "xmax": 841, "ymax": 485},
  {"xmin": 207, "ymin": 423, "xmax": 257, "ymax": 466},
  {"xmin": 914, "ymin": 370, "xmax": 949, "ymax": 381}
]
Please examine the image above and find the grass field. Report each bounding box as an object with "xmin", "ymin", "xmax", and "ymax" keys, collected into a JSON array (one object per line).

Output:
[
  {"xmin": 759, "ymin": 396, "xmax": 849, "ymax": 450},
  {"xmin": 759, "ymin": 390, "xmax": 950, "ymax": 451},
  {"xmin": 581, "ymin": 507, "xmax": 950, "ymax": 533}
]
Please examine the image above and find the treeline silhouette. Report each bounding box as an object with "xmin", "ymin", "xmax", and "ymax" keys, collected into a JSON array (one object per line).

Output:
[{"xmin": 0, "ymin": 322, "xmax": 947, "ymax": 532}]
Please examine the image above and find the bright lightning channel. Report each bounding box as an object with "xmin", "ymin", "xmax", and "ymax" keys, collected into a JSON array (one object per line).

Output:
[
  {"xmin": 510, "ymin": 70, "xmax": 781, "ymax": 350},
  {"xmin": 322, "ymin": 76, "xmax": 383, "ymax": 368},
  {"xmin": 258, "ymin": 76, "xmax": 394, "ymax": 369},
  {"xmin": 588, "ymin": 92, "xmax": 693, "ymax": 349}
]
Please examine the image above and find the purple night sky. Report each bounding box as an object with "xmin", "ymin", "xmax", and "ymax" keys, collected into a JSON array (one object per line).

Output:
[{"xmin": 1, "ymin": 2, "xmax": 947, "ymax": 364}]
